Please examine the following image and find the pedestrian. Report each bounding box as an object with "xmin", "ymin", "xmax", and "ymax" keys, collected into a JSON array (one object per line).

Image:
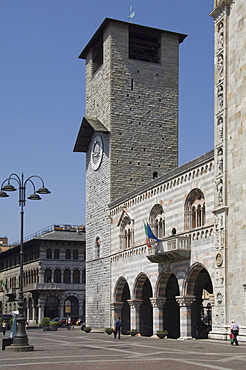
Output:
[
  {"xmin": 2, "ymin": 320, "xmax": 7, "ymax": 335},
  {"xmin": 67, "ymin": 316, "xmax": 71, "ymax": 330},
  {"xmin": 230, "ymin": 320, "xmax": 239, "ymax": 345},
  {"xmin": 114, "ymin": 317, "xmax": 122, "ymax": 339}
]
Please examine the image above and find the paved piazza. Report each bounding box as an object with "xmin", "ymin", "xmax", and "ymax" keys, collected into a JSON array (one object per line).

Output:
[{"xmin": 0, "ymin": 327, "xmax": 245, "ymax": 370}]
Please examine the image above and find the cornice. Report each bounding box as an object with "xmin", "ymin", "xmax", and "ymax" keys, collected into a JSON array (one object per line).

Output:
[{"xmin": 210, "ymin": 0, "xmax": 234, "ymax": 20}]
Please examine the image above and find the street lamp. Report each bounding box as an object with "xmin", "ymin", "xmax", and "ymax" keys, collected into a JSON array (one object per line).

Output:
[{"xmin": 0, "ymin": 172, "xmax": 51, "ymax": 351}]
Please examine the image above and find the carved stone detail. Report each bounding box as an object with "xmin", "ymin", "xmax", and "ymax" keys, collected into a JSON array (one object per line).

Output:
[
  {"xmin": 175, "ymin": 295, "xmax": 196, "ymax": 307},
  {"xmin": 127, "ymin": 299, "xmax": 143, "ymax": 310},
  {"xmin": 216, "ymin": 177, "xmax": 223, "ymax": 205},
  {"xmin": 216, "ymin": 292, "xmax": 223, "ymax": 304},
  {"xmin": 149, "ymin": 297, "xmax": 167, "ymax": 308},
  {"xmin": 216, "ymin": 252, "xmax": 223, "ymax": 267}
]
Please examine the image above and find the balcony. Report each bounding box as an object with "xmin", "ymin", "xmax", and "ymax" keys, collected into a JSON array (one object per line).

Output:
[
  {"xmin": 147, "ymin": 235, "xmax": 191, "ymax": 263},
  {"xmin": 24, "ymin": 282, "xmax": 85, "ymax": 292},
  {"xmin": 5, "ymin": 288, "xmax": 17, "ymax": 299}
]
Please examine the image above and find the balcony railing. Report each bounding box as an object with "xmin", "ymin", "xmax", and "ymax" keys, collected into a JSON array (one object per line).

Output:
[
  {"xmin": 5, "ymin": 287, "xmax": 17, "ymax": 296},
  {"xmin": 147, "ymin": 235, "xmax": 191, "ymax": 263},
  {"xmin": 24, "ymin": 282, "xmax": 84, "ymax": 292}
]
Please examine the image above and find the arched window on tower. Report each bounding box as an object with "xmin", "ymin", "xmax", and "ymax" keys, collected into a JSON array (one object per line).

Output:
[
  {"xmin": 184, "ymin": 188, "xmax": 206, "ymax": 230},
  {"xmin": 149, "ymin": 204, "xmax": 165, "ymax": 239}
]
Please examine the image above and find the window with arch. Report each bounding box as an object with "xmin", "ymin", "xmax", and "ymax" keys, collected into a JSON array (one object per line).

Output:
[
  {"xmin": 54, "ymin": 268, "xmax": 61, "ymax": 283},
  {"xmin": 65, "ymin": 249, "xmax": 71, "ymax": 259},
  {"xmin": 184, "ymin": 188, "xmax": 206, "ymax": 230},
  {"xmin": 73, "ymin": 249, "xmax": 78, "ymax": 260},
  {"xmin": 82, "ymin": 269, "xmax": 86, "ymax": 284},
  {"xmin": 73, "ymin": 269, "xmax": 80, "ymax": 284},
  {"xmin": 120, "ymin": 215, "xmax": 133, "ymax": 249},
  {"xmin": 149, "ymin": 204, "xmax": 165, "ymax": 239},
  {"xmin": 63, "ymin": 269, "xmax": 71, "ymax": 284},
  {"xmin": 54, "ymin": 249, "xmax": 60, "ymax": 259},
  {"xmin": 95, "ymin": 236, "xmax": 101, "ymax": 258},
  {"xmin": 44, "ymin": 268, "xmax": 52, "ymax": 283},
  {"xmin": 46, "ymin": 248, "xmax": 52, "ymax": 259}
]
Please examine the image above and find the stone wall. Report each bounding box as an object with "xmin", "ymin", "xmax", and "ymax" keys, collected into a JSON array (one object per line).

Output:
[{"xmin": 226, "ymin": 0, "xmax": 246, "ymax": 325}]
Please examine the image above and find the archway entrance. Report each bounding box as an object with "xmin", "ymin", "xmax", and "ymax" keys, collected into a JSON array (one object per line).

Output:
[
  {"xmin": 135, "ymin": 274, "xmax": 153, "ymax": 336},
  {"xmin": 114, "ymin": 277, "xmax": 130, "ymax": 334},
  {"xmin": 64, "ymin": 296, "xmax": 79, "ymax": 316},
  {"xmin": 44, "ymin": 296, "xmax": 60, "ymax": 318},
  {"xmin": 186, "ymin": 265, "xmax": 213, "ymax": 339},
  {"xmin": 164, "ymin": 274, "xmax": 180, "ymax": 339}
]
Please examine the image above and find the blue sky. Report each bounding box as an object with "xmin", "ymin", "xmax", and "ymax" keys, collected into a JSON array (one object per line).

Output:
[{"xmin": 0, "ymin": 0, "xmax": 214, "ymax": 243}]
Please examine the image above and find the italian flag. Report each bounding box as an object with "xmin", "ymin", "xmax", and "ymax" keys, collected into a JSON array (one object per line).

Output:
[
  {"xmin": 1, "ymin": 282, "xmax": 4, "ymax": 292},
  {"xmin": 144, "ymin": 221, "xmax": 160, "ymax": 247}
]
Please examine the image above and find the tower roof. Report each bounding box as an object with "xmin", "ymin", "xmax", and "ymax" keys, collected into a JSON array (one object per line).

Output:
[
  {"xmin": 73, "ymin": 116, "xmax": 109, "ymax": 153},
  {"xmin": 79, "ymin": 18, "xmax": 187, "ymax": 59}
]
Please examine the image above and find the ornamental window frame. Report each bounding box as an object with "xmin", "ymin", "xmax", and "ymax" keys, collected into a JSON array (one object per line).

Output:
[
  {"xmin": 149, "ymin": 204, "xmax": 165, "ymax": 239},
  {"xmin": 118, "ymin": 210, "xmax": 134, "ymax": 250},
  {"xmin": 184, "ymin": 188, "xmax": 206, "ymax": 230}
]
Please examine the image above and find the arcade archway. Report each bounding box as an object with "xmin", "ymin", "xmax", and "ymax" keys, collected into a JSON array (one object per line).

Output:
[
  {"xmin": 156, "ymin": 270, "xmax": 180, "ymax": 338},
  {"xmin": 185, "ymin": 264, "xmax": 213, "ymax": 338},
  {"xmin": 134, "ymin": 273, "xmax": 153, "ymax": 336},
  {"xmin": 114, "ymin": 277, "xmax": 130, "ymax": 334}
]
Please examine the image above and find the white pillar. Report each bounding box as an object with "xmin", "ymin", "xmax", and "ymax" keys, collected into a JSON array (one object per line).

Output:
[
  {"xmin": 127, "ymin": 299, "xmax": 143, "ymax": 332},
  {"xmin": 110, "ymin": 302, "xmax": 123, "ymax": 327},
  {"xmin": 176, "ymin": 295, "xmax": 196, "ymax": 340},
  {"xmin": 150, "ymin": 297, "xmax": 167, "ymax": 334}
]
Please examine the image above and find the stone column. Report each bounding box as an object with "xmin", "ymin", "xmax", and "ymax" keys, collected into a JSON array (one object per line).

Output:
[
  {"xmin": 38, "ymin": 297, "xmax": 45, "ymax": 324},
  {"xmin": 32, "ymin": 298, "xmax": 35, "ymax": 325},
  {"xmin": 176, "ymin": 295, "xmax": 196, "ymax": 340},
  {"xmin": 110, "ymin": 302, "xmax": 123, "ymax": 327},
  {"xmin": 60, "ymin": 297, "xmax": 65, "ymax": 318},
  {"xmin": 150, "ymin": 297, "xmax": 167, "ymax": 334},
  {"xmin": 127, "ymin": 299, "xmax": 143, "ymax": 332}
]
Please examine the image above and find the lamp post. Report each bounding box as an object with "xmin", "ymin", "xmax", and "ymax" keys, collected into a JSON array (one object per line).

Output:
[{"xmin": 0, "ymin": 172, "xmax": 51, "ymax": 351}]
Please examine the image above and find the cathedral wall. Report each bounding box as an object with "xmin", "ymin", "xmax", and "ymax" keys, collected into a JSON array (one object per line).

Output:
[{"xmin": 226, "ymin": 0, "xmax": 246, "ymax": 324}]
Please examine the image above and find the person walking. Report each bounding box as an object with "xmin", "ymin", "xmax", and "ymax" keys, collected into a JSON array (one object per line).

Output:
[
  {"xmin": 114, "ymin": 317, "xmax": 122, "ymax": 339},
  {"xmin": 2, "ymin": 320, "xmax": 7, "ymax": 335},
  {"xmin": 67, "ymin": 316, "xmax": 71, "ymax": 330},
  {"xmin": 230, "ymin": 320, "xmax": 239, "ymax": 345}
]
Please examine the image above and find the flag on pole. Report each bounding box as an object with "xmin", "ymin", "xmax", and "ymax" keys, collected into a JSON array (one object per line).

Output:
[
  {"xmin": 1, "ymin": 281, "xmax": 4, "ymax": 292},
  {"xmin": 144, "ymin": 221, "xmax": 160, "ymax": 246},
  {"xmin": 145, "ymin": 238, "xmax": 151, "ymax": 248}
]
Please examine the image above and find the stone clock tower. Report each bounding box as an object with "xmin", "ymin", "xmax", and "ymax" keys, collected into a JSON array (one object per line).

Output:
[{"xmin": 74, "ymin": 18, "xmax": 186, "ymax": 328}]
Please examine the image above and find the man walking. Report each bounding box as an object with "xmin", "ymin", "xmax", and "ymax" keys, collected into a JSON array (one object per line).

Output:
[
  {"xmin": 230, "ymin": 320, "xmax": 239, "ymax": 345},
  {"xmin": 114, "ymin": 317, "xmax": 122, "ymax": 339}
]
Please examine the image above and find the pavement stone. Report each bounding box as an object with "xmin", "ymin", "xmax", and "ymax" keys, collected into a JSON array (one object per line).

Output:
[{"xmin": 0, "ymin": 327, "xmax": 245, "ymax": 370}]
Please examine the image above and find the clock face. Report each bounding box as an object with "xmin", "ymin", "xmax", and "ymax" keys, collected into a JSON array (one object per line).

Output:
[{"xmin": 91, "ymin": 134, "xmax": 103, "ymax": 171}]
